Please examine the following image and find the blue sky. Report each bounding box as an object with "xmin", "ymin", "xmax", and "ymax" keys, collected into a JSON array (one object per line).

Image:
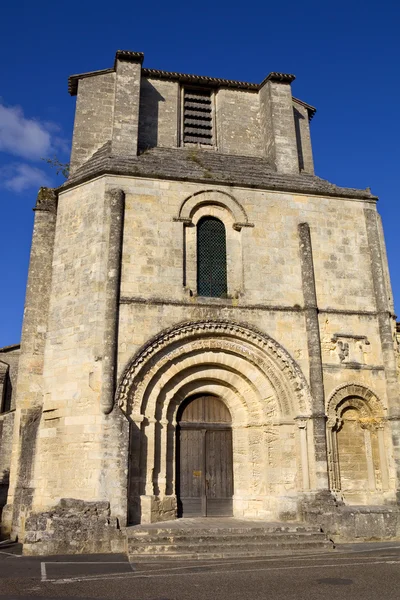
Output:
[{"xmin": 0, "ymin": 0, "xmax": 399, "ymax": 346}]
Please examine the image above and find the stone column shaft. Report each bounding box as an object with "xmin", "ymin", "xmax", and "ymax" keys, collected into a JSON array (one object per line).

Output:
[
  {"xmin": 298, "ymin": 422, "xmax": 310, "ymax": 491},
  {"xmin": 298, "ymin": 223, "xmax": 329, "ymax": 491},
  {"xmin": 364, "ymin": 429, "xmax": 376, "ymax": 491},
  {"xmin": 101, "ymin": 189, "xmax": 124, "ymax": 415},
  {"xmin": 377, "ymin": 426, "xmax": 390, "ymax": 490}
]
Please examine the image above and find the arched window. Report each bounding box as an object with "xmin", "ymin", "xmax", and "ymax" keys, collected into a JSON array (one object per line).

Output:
[{"xmin": 197, "ymin": 217, "xmax": 227, "ymax": 298}]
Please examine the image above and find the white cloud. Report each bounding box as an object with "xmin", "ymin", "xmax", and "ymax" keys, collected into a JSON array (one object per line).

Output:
[
  {"xmin": 0, "ymin": 102, "xmax": 66, "ymax": 161},
  {"xmin": 0, "ymin": 163, "xmax": 52, "ymax": 193}
]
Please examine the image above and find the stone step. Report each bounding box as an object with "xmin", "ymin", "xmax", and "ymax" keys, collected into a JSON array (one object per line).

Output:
[
  {"xmin": 126, "ymin": 521, "xmax": 334, "ymax": 561},
  {"xmin": 128, "ymin": 537, "xmax": 333, "ymax": 561},
  {"xmin": 128, "ymin": 531, "xmax": 328, "ymax": 545},
  {"xmin": 127, "ymin": 524, "xmax": 321, "ymax": 537},
  {"xmin": 129, "ymin": 541, "xmax": 333, "ymax": 561}
]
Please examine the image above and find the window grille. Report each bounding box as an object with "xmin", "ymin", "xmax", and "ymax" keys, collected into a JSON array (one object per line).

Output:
[
  {"xmin": 183, "ymin": 88, "xmax": 213, "ymax": 145},
  {"xmin": 197, "ymin": 217, "xmax": 227, "ymax": 298}
]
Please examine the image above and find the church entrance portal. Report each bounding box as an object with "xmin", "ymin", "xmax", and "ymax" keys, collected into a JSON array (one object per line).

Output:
[{"xmin": 176, "ymin": 395, "xmax": 233, "ymax": 517}]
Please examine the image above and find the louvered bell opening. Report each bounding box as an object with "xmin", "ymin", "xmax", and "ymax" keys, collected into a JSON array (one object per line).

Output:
[
  {"xmin": 184, "ymin": 89, "xmax": 213, "ymax": 145},
  {"xmin": 197, "ymin": 217, "xmax": 227, "ymax": 298}
]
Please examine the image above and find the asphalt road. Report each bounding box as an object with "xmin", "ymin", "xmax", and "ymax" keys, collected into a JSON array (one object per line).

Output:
[{"xmin": 1, "ymin": 541, "xmax": 400, "ymax": 599}]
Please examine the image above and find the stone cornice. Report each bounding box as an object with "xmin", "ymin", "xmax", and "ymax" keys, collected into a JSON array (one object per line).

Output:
[{"xmin": 34, "ymin": 187, "xmax": 58, "ymax": 213}]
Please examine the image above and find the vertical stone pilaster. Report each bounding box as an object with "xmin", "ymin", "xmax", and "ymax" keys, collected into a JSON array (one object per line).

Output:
[
  {"xmin": 259, "ymin": 74, "xmax": 299, "ymax": 174},
  {"xmin": 2, "ymin": 188, "xmax": 57, "ymax": 538},
  {"xmin": 101, "ymin": 189, "xmax": 125, "ymax": 415},
  {"xmin": 111, "ymin": 52, "xmax": 143, "ymax": 157},
  {"xmin": 298, "ymin": 223, "xmax": 329, "ymax": 492},
  {"xmin": 364, "ymin": 207, "xmax": 400, "ymax": 499}
]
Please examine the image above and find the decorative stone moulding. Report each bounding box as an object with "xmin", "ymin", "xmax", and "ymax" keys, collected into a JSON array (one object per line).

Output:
[
  {"xmin": 115, "ymin": 319, "xmax": 313, "ymax": 420},
  {"xmin": 326, "ymin": 382, "xmax": 386, "ymax": 429},
  {"xmin": 175, "ymin": 189, "xmax": 254, "ymax": 231}
]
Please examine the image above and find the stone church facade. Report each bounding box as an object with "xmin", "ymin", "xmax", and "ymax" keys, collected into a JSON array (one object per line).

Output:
[{"xmin": 1, "ymin": 50, "xmax": 400, "ymax": 555}]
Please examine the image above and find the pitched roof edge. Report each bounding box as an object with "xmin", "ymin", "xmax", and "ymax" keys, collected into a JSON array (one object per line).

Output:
[
  {"xmin": 293, "ymin": 96, "xmax": 317, "ymax": 119},
  {"xmin": 114, "ymin": 50, "xmax": 144, "ymax": 66},
  {"xmin": 68, "ymin": 68, "xmax": 114, "ymax": 95},
  {"xmin": 68, "ymin": 51, "xmax": 299, "ymax": 96},
  {"xmin": 260, "ymin": 72, "xmax": 296, "ymax": 85},
  {"xmin": 0, "ymin": 343, "xmax": 21, "ymax": 353}
]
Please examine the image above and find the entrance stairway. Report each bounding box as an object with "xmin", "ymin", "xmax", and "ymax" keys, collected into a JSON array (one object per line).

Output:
[{"xmin": 126, "ymin": 518, "xmax": 334, "ymax": 561}]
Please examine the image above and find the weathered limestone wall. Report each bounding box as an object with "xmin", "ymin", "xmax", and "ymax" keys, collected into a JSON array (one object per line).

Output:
[
  {"xmin": 69, "ymin": 62, "xmax": 311, "ymax": 172},
  {"xmin": 0, "ymin": 412, "xmax": 15, "ymax": 518},
  {"xmin": 111, "ymin": 175, "xmax": 395, "ymax": 520},
  {"xmin": 117, "ymin": 177, "xmax": 375, "ymax": 310},
  {"xmin": 11, "ymin": 172, "xmax": 397, "ymax": 550},
  {"xmin": 215, "ymin": 89, "xmax": 263, "ymax": 157},
  {"xmin": 2, "ymin": 189, "xmax": 57, "ymax": 538},
  {"xmin": 69, "ymin": 72, "xmax": 115, "ymax": 174},
  {"xmin": 0, "ymin": 346, "xmax": 20, "ymax": 412},
  {"xmin": 293, "ymin": 102, "xmax": 314, "ymax": 174},
  {"xmin": 0, "ymin": 347, "xmax": 19, "ymax": 518},
  {"xmin": 138, "ymin": 78, "xmax": 179, "ymax": 150},
  {"xmin": 29, "ymin": 180, "xmax": 119, "ymax": 511},
  {"xmin": 111, "ymin": 57, "xmax": 142, "ymax": 157},
  {"xmin": 259, "ymin": 80, "xmax": 299, "ymax": 173},
  {"xmin": 115, "ymin": 176, "xmax": 386, "ymax": 415}
]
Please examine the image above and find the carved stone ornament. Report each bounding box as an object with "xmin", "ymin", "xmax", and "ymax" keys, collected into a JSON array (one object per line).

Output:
[
  {"xmin": 175, "ymin": 190, "xmax": 254, "ymax": 230},
  {"xmin": 331, "ymin": 333, "xmax": 370, "ymax": 364},
  {"xmin": 115, "ymin": 320, "xmax": 313, "ymax": 418}
]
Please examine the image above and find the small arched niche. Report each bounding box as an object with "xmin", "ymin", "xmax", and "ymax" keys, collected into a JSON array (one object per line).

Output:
[{"xmin": 326, "ymin": 384, "xmax": 390, "ymax": 505}]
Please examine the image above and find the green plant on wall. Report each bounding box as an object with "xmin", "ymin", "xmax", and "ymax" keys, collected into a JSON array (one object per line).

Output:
[{"xmin": 41, "ymin": 156, "xmax": 70, "ymax": 179}]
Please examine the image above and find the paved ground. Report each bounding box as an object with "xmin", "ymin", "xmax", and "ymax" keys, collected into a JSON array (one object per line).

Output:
[{"xmin": 2, "ymin": 540, "xmax": 400, "ymax": 599}]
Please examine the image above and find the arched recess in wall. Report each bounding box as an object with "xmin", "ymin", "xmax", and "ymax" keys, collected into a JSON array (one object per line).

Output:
[
  {"xmin": 174, "ymin": 190, "xmax": 254, "ymax": 299},
  {"xmin": 116, "ymin": 319, "xmax": 315, "ymax": 524},
  {"xmin": 326, "ymin": 383, "xmax": 390, "ymax": 505}
]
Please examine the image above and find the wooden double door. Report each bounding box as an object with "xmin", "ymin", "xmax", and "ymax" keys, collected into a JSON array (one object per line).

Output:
[{"xmin": 177, "ymin": 395, "xmax": 233, "ymax": 517}]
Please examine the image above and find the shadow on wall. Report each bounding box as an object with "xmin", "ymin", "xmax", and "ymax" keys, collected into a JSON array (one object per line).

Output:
[
  {"xmin": 0, "ymin": 468, "xmax": 10, "ymax": 522},
  {"xmin": 128, "ymin": 421, "xmax": 147, "ymax": 525},
  {"xmin": 293, "ymin": 107, "xmax": 304, "ymax": 172},
  {"xmin": 138, "ymin": 80, "xmax": 165, "ymax": 151}
]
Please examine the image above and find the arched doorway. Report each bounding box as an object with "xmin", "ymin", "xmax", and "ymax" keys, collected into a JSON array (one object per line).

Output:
[{"xmin": 176, "ymin": 395, "xmax": 233, "ymax": 517}]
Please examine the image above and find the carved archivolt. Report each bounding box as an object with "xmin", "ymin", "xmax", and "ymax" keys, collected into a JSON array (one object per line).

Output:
[
  {"xmin": 116, "ymin": 320, "xmax": 312, "ymax": 419},
  {"xmin": 326, "ymin": 383, "xmax": 385, "ymax": 429},
  {"xmin": 176, "ymin": 190, "xmax": 253, "ymax": 230}
]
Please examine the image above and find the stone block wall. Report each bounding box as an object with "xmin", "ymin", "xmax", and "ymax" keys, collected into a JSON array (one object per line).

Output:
[
  {"xmin": 215, "ymin": 88, "xmax": 263, "ymax": 157},
  {"xmin": 0, "ymin": 412, "xmax": 15, "ymax": 520},
  {"xmin": 3, "ymin": 171, "xmax": 397, "ymax": 551},
  {"xmin": 138, "ymin": 78, "xmax": 179, "ymax": 151},
  {"xmin": 69, "ymin": 72, "xmax": 115, "ymax": 175},
  {"xmin": 0, "ymin": 345, "xmax": 20, "ymax": 413},
  {"xmin": 69, "ymin": 52, "xmax": 315, "ymax": 175}
]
